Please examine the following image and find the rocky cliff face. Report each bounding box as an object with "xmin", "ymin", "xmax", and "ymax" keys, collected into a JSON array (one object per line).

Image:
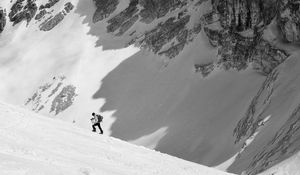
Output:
[
  {"xmin": 247, "ymin": 104, "xmax": 300, "ymax": 174},
  {"xmin": 0, "ymin": 8, "xmax": 6, "ymax": 33},
  {"xmin": 139, "ymin": 0, "xmax": 188, "ymax": 24},
  {"xmin": 278, "ymin": 0, "xmax": 300, "ymax": 43},
  {"xmin": 233, "ymin": 70, "xmax": 279, "ymax": 145},
  {"xmin": 228, "ymin": 55, "xmax": 300, "ymax": 175},
  {"xmin": 1, "ymin": 0, "xmax": 74, "ymax": 31},
  {"xmin": 25, "ymin": 76, "xmax": 77, "ymax": 116},
  {"xmin": 39, "ymin": 2, "xmax": 74, "ymax": 31},
  {"xmin": 2, "ymin": 0, "xmax": 292, "ymax": 73},
  {"xmin": 92, "ymin": 0, "xmax": 119, "ymax": 23},
  {"xmin": 92, "ymin": 0, "xmax": 200, "ymax": 59},
  {"xmin": 8, "ymin": 0, "xmax": 37, "ymax": 26},
  {"xmin": 201, "ymin": 0, "xmax": 291, "ymax": 76},
  {"xmin": 212, "ymin": 0, "xmax": 277, "ymax": 32},
  {"xmin": 92, "ymin": 0, "xmax": 188, "ymax": 24},
  {"xmin": 106, "ymin": 0, "xmax": 139, "ymax": 35},
  {"xmin": 91, "ymin": 0, "xmax": 294, "ymax": 75}
]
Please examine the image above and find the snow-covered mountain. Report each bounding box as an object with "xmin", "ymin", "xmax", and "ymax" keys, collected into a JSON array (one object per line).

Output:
[
  {"xmin": 0, "ymin": 101, "xmax": 234, "ymax": 175},
  {"xmin": 1, "ymin": 0, "xmax": 300, "ymax": 174}
]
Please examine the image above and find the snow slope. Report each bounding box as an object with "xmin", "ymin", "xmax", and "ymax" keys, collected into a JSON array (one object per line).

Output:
[
  {"xmin": 0, "ymin": 0, "xmax": 266, "ymax": 167},
  {"xmin": 2, "ymin": 0, "xmax": 300, "ymax": 174},
  {"xmin": 226, "ymin": 52, "xmax": 300, "ymax": 174},
  {"xmin": 78, "ymin": 0, "xmax": 266, "ymax": 167},
  {"xmin": 0, "ymin": 0, "xmax": 139, "ymax": 134},
  {"xmin": 259, "ymin": 151, "xmax": 300, "ymax": 175},
  {"xmin": 0, "ymin": 101, "xmax": 234, "ymax": 175}
]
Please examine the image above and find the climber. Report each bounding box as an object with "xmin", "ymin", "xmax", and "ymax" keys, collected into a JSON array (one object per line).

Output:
[{"xmin": 90, "ymin": 112, "xmax": 104, "ymax": 134}]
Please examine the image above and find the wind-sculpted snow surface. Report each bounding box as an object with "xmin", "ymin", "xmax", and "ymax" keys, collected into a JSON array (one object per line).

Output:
[{"xmin": 0, "ymin": 101, "xmax": 234, "ymax": 175}]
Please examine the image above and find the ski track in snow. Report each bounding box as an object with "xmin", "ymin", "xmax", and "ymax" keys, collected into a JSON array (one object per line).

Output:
[{"xmin": 0, "ymin": 101, "xmax": 234, "ymax": 175}]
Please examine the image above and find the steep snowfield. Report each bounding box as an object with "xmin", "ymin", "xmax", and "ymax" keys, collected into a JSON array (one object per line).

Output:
[
  {"xmin": 2, "ymin": 0, "xmax": 300, "ymax": 174},
  {"xmin": 0, "ymin": 0, "xmax": 139, "ymax": 134},
  {"xmin": 0, "ymin": 0, "xmax": 265, "ymax": 169},
  {"xmin": 227, "ymin": 52, "xmax": 300, "ymax": 174},
  {"xmin": 0, "ymin": 101, "xmax": 234, "ymax": 175},
  {"xmin": 77, "ymin": 0, "xmax": 266, "ymax": 167}
]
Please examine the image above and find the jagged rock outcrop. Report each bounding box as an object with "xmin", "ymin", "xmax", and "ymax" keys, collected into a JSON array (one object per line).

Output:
[
  {"xmin": 104, "ymin": 0, "xmax": 192, "ymax": 36},
  {"xmin": 212, "ymin": 0, "xmax": 277, "ymax": 32},
  {"xmin": 115, "ymin": 14, "xmax": 139, "ymax": 36},
  {"xmin": 91, "ymin": 0, "xmax": 291, "ymax": 68},
  {"xmin": 204, "ymin": 27, "xmax": 289, "ymax": 75},
  {"xmin": 39, "ymin": 12, "xmax": 64, "ymax": 31},
  {"xmin": 139, "ymin": 0, "xmax": 188, "ymax": 24},
  {"xmin": 26, "ymin": 76, "xmax": 77, "ymax": 115},
  {"xmin": 251, "ymin": 40, "xmax": 289, "ymax": 75},
  {"xmin": 35, "ymin": 0, "xmax": 60, "ymax": 21},
  {"xmin": 200, "ymin": 0, "xmax": 290, "ymax": 76},
  {"xmin": 194, "ymin": 62, "xmax": 215, "ymax": 77},
  {"xmin": 229, "ymin": 56, "xmax": 300, "ymax": 175},
  {"xmin": 35, "ymin": 9, "xmax": 47, "ymax": 21},
  {"xmin": 0, "ymin": 8, "xmax": 6, "ymax": 33},
  {"xmin": 244, "ymin": 104, "xmax": 300, "ymax": 175},
  {"xmin": 92, "ymin": 0, "xmax": 204, "ymax": 58},
  {"xmin": 50, "ymin": 85, "xmax": 77, "ymax": 115},
  {"xmin": 137, "ymin": 14, "xmax": 201, "ymax": 59},
  {"xmin": 9, "ymin": 0, "xmax": 37, "ymax": 26},
  {"xmin": 64, "ymin": 2, "xmax": 73, "ymax": 13},
  {"xmin": 158, "ymin": 42, "xmax": 186, "ymax": 58},
  {"xmin": 92, "ymin": 0, "xmax": 119, "ymax": 23},
  {"xmin": 140, "ymin": 15, "xmax": 190, "ymax": 54},
  {"xmin": 39, "ymin": 0, "xmax": 60, "ymax": 10},
  {"xmin": 233, "ymin": 70, "xmax": 279, "ymax": 144},
  {"xmin": 39, "ymin": 2, "xmax": 74, "ymax": 31},
  {"xmin": 106, "ymin": 0, "xmax": 139, "ymax": 34},
  {"xmin": 94, "ymin": 0, "xmax": 188, "ymax": 25},
  {"xmin": 26, "ymin": 82, "xmax": 53, "ymax": 112},
  {"xmin": 277, "ymin": 0, "xmax": 300, "ymax": 43}
]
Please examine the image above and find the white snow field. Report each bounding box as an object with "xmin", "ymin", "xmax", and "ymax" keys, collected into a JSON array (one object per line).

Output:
[
  {"xmin": 0, "ymin": 0, "xmax": 140, "ymax": 133},
  {"xmin": 0, "ymin": 101, "xmax": 234, "ymax": 175}
]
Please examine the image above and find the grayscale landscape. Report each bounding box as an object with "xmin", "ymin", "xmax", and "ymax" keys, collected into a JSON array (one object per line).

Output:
[{"xmin": 1, "ymin": 0, "xmax": 300, "ymax": 174}]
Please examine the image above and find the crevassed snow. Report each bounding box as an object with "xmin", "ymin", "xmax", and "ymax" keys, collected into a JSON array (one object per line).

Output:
[{"xmin": 0, "ymin": 101, "xmax": 234, "ymax": 175}]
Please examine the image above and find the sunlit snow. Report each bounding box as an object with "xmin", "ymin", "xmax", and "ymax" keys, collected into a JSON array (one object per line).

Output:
[{"xmin": 0, "ymin": 101, "xmax": 234, "ymax": 175}]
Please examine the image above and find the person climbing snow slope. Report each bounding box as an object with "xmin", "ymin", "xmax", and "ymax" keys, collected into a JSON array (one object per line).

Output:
[{"xmin": 91, "ymin": 112, "xmax": 103, "ymax": 134}]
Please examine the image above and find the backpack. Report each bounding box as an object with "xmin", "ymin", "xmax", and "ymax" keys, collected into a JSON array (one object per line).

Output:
[{"xmin": 96, "ymin": 114, "xmax": 103, "ymax": 122}]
